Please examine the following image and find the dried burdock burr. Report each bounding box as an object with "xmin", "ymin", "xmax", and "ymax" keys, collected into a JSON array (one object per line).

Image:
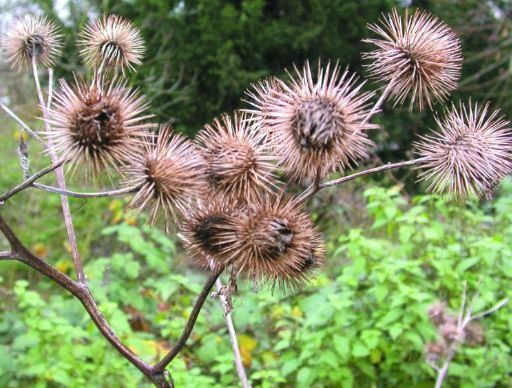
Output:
[
  {"xmin": 180, "ymin": 199, "xmax": 241, "ymax": 268},
  {"xmin": 425, "ymin": 341, "xmax": 446, "ymax": 363},
  {"xmin": 440, "ymin": 321, "xmax": 464, "ymax": 344},
  {"xmin": 416, "ymin": 101, "xmax": 512, "ymax": 199},
  {"xmin": 2, "ymin": 14, "xmax": 62, "ymax": 70},
  {"xmin": 247, "ymin": 61, "xmax": 377, "ymax": 184},
  {"xmin": 228, "ymin": 195, "xmax": 325, "ymax": 290},
  {"xmin": 196, "ymin": 111, "xmax": 277, "ymax": 203},
  {"xmin": 464, "ymin": 321, "xmax": 484, "ymax": 346},
  {"xmin": 78, "ymin": 14, "xmax": 145, "ymax": 73},
  {"xmin": 428, "ymin": 301, "xmax": 447, "ymax": 326},
  {"xmin": 363, "ymin": 8, "xmax": 462, "ymax": 111},
  {"xmin": 123, "ymin": 125, "xmax": 207, "ymax": 225},
  {"xmin": 45, "ymin": 77, "xmax": 153, "ymax": 178}
]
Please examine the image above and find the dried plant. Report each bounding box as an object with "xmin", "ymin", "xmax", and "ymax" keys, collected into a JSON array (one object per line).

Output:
[
  {"xmin": 123, "ymin": 125, "xmax": 207, "ymax": 225},
  {"xmin": 45, "ymin": 77, "xmax": 153, "ymax": 178},
  {"xmin": 363, "ymin": 8, "xmax": 462, "ymax": 111},
  {"xmin": 196, "ymin": 112, "xmax": 277, "ymax": 203},
  {"xmin": 1, "ymin": 7, "xmax": 511, "ymax": 388},
  {"xmin": 78, "ymin": 14, "xmax": 145, "ymax": 73},
  {"xmin": 2, "ymin": 14, "xmax": 62, "ymax": 70},
  {"xmin": 226, "ymin": 195, "xmax": 324, "ymax": 290},
  {"xmin": 247, "ymin": 61, "xmax": 377, "ymax": 184},
  {"xmin": 415, "ymin": 101, "xmax": 512, "ymax": 199},
  {"xmin": 425, "ymin": 286, "xmax": 508, "ymax": 388}
]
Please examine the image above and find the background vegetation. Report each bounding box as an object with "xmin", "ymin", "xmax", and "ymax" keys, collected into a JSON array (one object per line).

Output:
[{"xmin": 1, "ymin": 0, "xmax": 512, "ymax": 386}]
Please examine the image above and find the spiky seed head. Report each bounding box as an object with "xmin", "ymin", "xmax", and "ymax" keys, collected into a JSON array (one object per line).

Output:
[
  {"xmin": 247, "ymin": 61, "xmax": 377, "ymax": 184},
  {"xmin": 463, "ymin": 321, "xmax": 484, "ymax": 346},
  {"xmin": 196, "ymin": 112, "xmax": 277, "ymax": 203},
  {"xmin": 363, "ymin": 8, "xmax": 462, "ymax": 111},
  {"xmin": 123, "ymin": 125, "xmax": 207, "ymax": 225},
  {"xmin": 440, "ymin": 321, "xmax": 464, "ymax": 343},
  {"xmin": 428, "ymin": 301, "xmax": 447, "ymax": 326},
  {"xmin": 425, "ymin": 341, "xmax": 446, "ymax": 363},
  {"xmin": 78, "ymin": 14, "xmax": 145, "ymax": 73},
  {"xmin": 226, "ymin": 195, "xmax": 324, "ymax": 290},
  {"xmin": 245, "ymin": 77, "xmax": 284, "ymax": 130},
  {"xmin": 45, "ymin": 77, "xmax": 152, "ymax": 178},
  {"xmin": 2, "ymin": 15, "xmax": 62, "ymax": 70},
  {"xmin": 416, "ymin": 101, "xmax": 512, "ymax": 199},
  {"xmin": 180, "ymin": 199, "xmax": 241, "ymax": 269}
]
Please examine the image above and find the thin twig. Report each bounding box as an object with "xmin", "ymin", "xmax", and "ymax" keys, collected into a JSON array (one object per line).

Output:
[
  {"xmin": 0, "ymin": 251, "xmax": 13, "ymax": 260},
  {"xmin": 0, "ymin": 160, "xmax": 65, "ymax": 204},
  {"xmin": 32, "ymin": 57, "xmax": 86, "ymax": 284},
  {"xmin": 466, "ymin": 298, "xmax": 508, "ymax": 323},
  {"xmin": 299, "ymin": 158, "xmax": 426, "ymax": 202},
  {"xmin": 1, "ymin": 103, "xmax": 46, "ymax": 144},
  {"xmin": 361, "ymin": 77, "xmax": 396, "ymax": 126},
  {"xmin": 153, "ymin": 268, "xmax": 223, "ymax": 373},
  {"xmin": 214, "ymin": 277, "xmax": 251, "ymax": 388},
  {"xmin": 32, "ymin": 183, "xmax": 140, "ymax": 199}
]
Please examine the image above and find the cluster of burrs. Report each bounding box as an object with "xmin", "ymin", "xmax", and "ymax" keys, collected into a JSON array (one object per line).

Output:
[{"xmin": 3, "ymin": 8, "xmax": 512, "ymax": 289}]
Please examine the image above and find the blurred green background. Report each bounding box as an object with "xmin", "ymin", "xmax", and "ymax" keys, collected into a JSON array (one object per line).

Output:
[{"xmin": 1, "ymin": 0, "xmax": 512, "ymax": 387}]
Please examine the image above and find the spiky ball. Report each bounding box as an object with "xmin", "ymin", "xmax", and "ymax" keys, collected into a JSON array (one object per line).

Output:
[
  {"xmin": 123, "ymin": 125, "xmax": 207, "ymax": 225},
  {"xmin": 363, "ymin": 8, "xmax": 462, "ymax": 111},
  {"xmin": 416, "ymin": 101, "xmax": 512, "ymax": 199},
  {"xmin": 78, "ymin": 14, "xmax": 145, "ymax": 73},
  {"xmin": 247, "ymin": 61, "xmax": 377, "ymax": 184},
  {"xmin": 196, "ymin": 112, "xmax": 277, "ymax": 203},
  {"xmin": 45, "ymin": 78, "xmax": 152, "ymax": 177},
  {"xmin": 181, "ymin": 199, "xmax": 241, "ymax": 268},
  {"xmin": 229, "ymin": 195, "xmax": 324, "ymax": 290},
  {"xmin": 2, "ymin": 15, "xmax": 62, "ymax": 70}
]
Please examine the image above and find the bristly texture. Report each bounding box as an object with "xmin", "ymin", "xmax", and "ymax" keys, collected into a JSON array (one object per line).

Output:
[
  {"xmin": 78, "ymin": 14, "xmax": 145, "ymax": 73},
  {"xmin": 363, "ymin": 8, "xmax": 462, "ymax": 111},
  {"xmin": 123, "ymin": 125, "xmax": 207, "ymax": 225},
  {"xmin": 180, "ymin": 199, "xmax": 241, "ymax": 268},
  {"xmin": 2, "ymin": 15, "xmax": 62, "ymax": 70},
  {"xmin": 246, "ymin": 61, "xmax": 377, "ymax": 184},
  {"xmin": 196, "ymin": 112, "xmax": 277, "ymax": 203},
  {"xmin": 416, "ymin": 101, "xmax": 512, "ymax": 199},
  {"xmin": 228, "ymin": 195, "xmax": 324, "ymax": 290},
  {"xmin": 45, "ymin": 77, "xmax": 152, "ymax": 178}
]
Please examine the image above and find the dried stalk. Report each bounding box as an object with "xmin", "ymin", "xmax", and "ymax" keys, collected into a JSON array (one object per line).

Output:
[
  {"xmin": 32, "ymin": 57, "xmax": 85, "ymax": 284},
  {"xmin": 215, "ymin": 278, "xmax": 251, "ymax": 388},
  {"xmin": 33, "ymin": 183, "xmax": 141, "ymax": 198}
]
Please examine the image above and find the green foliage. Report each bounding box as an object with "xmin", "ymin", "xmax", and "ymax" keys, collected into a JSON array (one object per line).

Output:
[{"xmin": 1, "ymin": 182, "xmax": 511, "ymax": 386}]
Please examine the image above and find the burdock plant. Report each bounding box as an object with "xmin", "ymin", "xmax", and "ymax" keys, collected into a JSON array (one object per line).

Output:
[{"xmin": 0, "ymin": 7, "xmax": 511, "ymax": 388}]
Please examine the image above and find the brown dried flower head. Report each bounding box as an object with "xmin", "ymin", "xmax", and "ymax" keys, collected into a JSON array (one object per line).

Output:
[
  {"xmin": 464, "ymin": 321, "xmax": 484, "ymax": 346},
  {"xmin": 425, "ymin": 341, "xmax": 446, "ymax": 363},
  {"xmin": 227, "ymin": 195, "xmax": 325, "ymax": 290},
  {"xmin": 123, "ymin": 125, "xmax": 207, "ymax": 225},
  {"xmin": 416, "ymin": 101, "xmax": 512, "ymax": 199},
  {"xmin": 181, "ymin": 199, "xmax": 241, "ymax": 268},
  {"xmin": 428, "ymin": 301, "xmax": 447, "ymax": 326},
  {"xmin": 363, "ymin": 8, "xmax": 462, "ymax": 111},
  {"xmin": 45, "ymin": 77, "xmax": 152, "ymax": 177},
  {"xmin": 196, "ymin": 112, "xmax": 277, "ymax": 203},
  {"xmin": 2, "ymin": 15, "xmax": 62, "ymax": 70},
  {"xmin": 79, "ymin": 15, "xmax": 145, "ymax": 73},
  {"xmin": 247, "ymin": 61, "xmax": 377, "ymax": 184},
  {"xmin": 440, "ymin": 321, "xmax": 464, "ymax": 344}
]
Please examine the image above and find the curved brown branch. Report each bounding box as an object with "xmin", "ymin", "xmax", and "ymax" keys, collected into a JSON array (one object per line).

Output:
[
  {"xmin": 0, "ymin": 213, "xmax": 169, "ymax": 386},
  {"xmin": 153, "ymin": 267, "xmax": 223, "ymax": 373}
]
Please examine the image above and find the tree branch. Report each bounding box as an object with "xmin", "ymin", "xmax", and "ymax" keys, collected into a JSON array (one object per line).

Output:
[
  {"xmin": 298, "ymin": 158, "xmax": 426, "ymax": 203},
  {"xmin": 0, "ymin": 160, "xmax": 65, "ymax": 204},
  {"xmin": 33, "ymin": 183, "xmax": 140, "ymax": 198},
  {"xmin": 153, "ymin": 267, "xmax": 223, "ymax": 373},
  {"xmin": 0, "ymin": 213, "xmax": 163, "ymax": 384},
  {"xmin": 0, "ymin": 250, "xmax": 13, "ymax": 260},
  {"xmin": 214, "ymin": 278, "xmax": 251, "ymax": 388}
]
